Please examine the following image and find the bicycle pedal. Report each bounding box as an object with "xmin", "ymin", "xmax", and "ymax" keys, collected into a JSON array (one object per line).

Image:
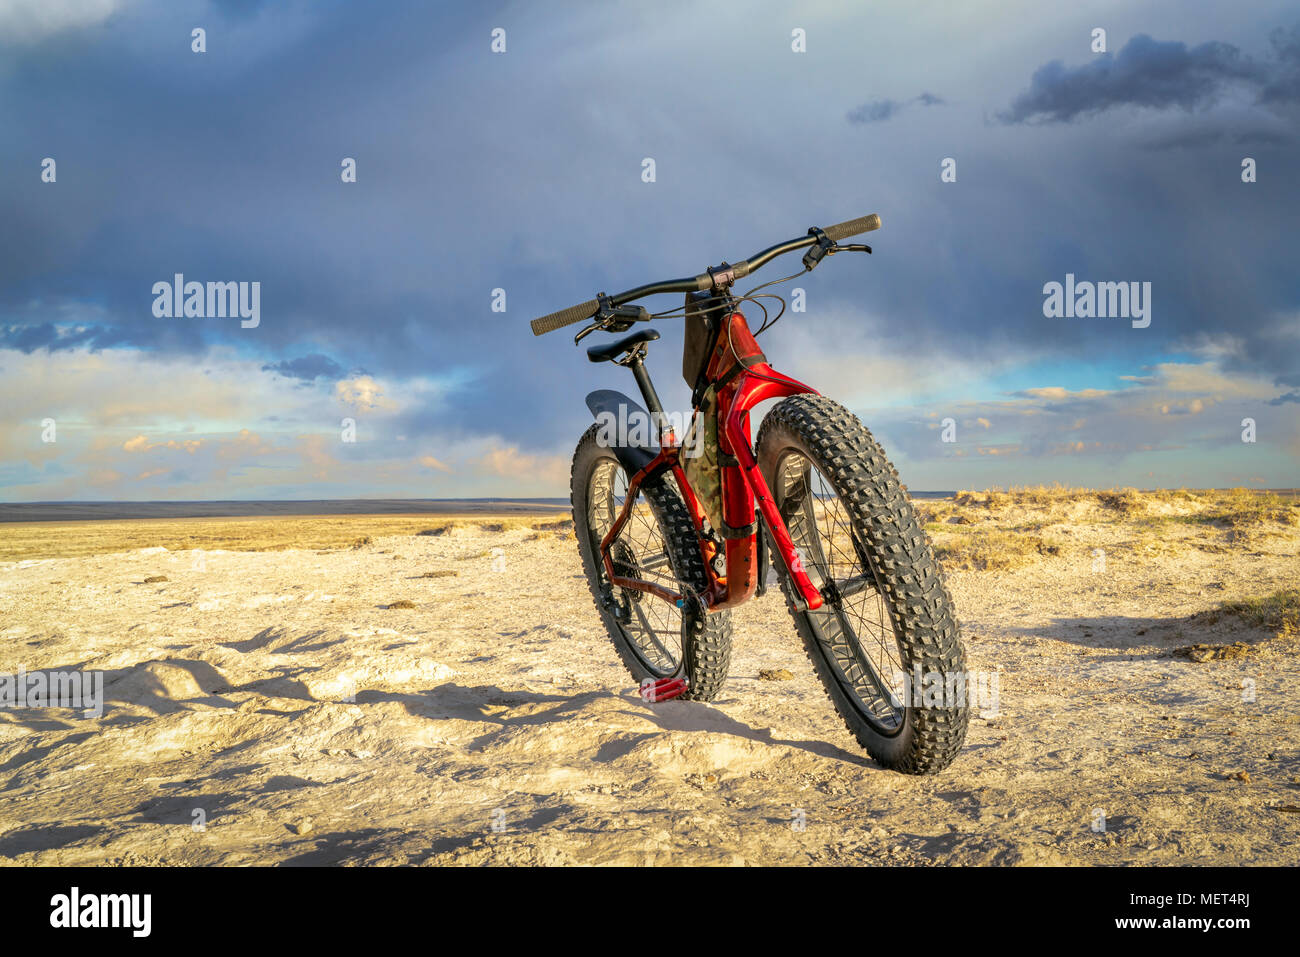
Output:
[{"xmin": 640, "ymin": 676, "xmax": 688, "ymax": 702}]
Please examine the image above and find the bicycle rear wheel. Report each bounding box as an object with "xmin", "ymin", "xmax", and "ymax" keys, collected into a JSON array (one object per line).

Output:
[{"xmin": 570, "ymin": 424, "xmax": 732, "ymax": 700}]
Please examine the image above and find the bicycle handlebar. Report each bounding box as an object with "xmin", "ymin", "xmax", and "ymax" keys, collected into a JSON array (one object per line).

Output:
[
  {"xmin": 824, "ymin": 213, "xmax": 881, "ymax": 242},
  {"xmin": 529, "ymin": 213, "xmax": 880, "ymax": 336},
  {"xmin": 529, "ymin": 298, "xmax": 602, "ymax": 336}
]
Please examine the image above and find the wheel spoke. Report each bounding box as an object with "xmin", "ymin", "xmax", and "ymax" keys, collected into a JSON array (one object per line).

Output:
[
  {"xmin": 775, "ymin": 450, "xmax": 906, "ymax": 732},
  {"xmin": 585, "ymin": 459, "xmax": 684, "ymax": 677}
]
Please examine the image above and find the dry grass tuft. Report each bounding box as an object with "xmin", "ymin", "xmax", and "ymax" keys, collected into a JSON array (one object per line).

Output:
[
  {"xmin": 933, "ymin": 530, "xmax": 1060, "ymax": 571},
  {"xmin": 1194, "ymin": 490, "xmax": 1298, "ymax": 528},
  {"xmin": 1215, "ymin": 589, "xmax": 1300, "ymax": 639},
  {"xmin": 1174, "ymin": 642, "xmax": 1254, "ymax": 662},
  {"xmin": 1096, "ymin": 487, "xmax": 1146, "ymax": 515}
]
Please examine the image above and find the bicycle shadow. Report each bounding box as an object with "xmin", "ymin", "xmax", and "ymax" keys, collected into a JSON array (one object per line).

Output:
[
  {"xmin": 612, "ymin": 696, "xmax": 871, "ymax": 766},
  {"xmin": 350, "ymin": 683, "xmax": 871, "ymax": 766}
]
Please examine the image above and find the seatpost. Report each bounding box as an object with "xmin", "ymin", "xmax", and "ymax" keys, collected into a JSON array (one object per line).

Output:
[{"xmin": 626, "ymin": 352, "xmax": 673, "ymax": 444}]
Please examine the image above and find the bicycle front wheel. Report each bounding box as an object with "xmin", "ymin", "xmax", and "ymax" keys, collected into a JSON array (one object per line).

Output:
[{"xmin": 756, "ymin": 395, "xmax": 969, "ymax": 773}]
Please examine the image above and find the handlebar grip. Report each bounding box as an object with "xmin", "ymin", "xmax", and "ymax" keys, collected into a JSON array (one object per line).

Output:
[
  {"xmin": 823, "ymin": 213, "xmax": 881, "ymax": 242},
  {"xmin": 530, "ymin": 298, "xmax": 600, "ymax": 336}
]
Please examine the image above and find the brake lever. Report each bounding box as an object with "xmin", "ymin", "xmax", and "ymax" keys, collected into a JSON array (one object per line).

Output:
[
  {"xmin": 596, "ymin": 293, "xmax": 650, "ymax": 326},
  {"xmin": 574, "ymin": 321, "xmax": 603, "ymax": 344},
  {"xmin": 574, "ymin": 294, "xmax": 652, "ymax": 344},
  {"xmin": 803, "ymin": 227, "xmax": 872, "ymax": 271},
  {"xmin": 802, "ymin": 227, "xmax": 835, "ymax": 270}
]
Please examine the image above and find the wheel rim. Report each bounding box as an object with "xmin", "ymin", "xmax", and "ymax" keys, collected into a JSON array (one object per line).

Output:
[
  {"xmin": 774, "ymin": 450, "xmax": 907, "ymax": 734},
  {"xmin": 586, "ymin": 458, "xmax": 684, "ymax": 677}
]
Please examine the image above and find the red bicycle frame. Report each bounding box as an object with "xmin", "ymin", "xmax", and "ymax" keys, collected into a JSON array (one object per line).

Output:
[{"xmin": 599, "ymin": 307, "xmax": 825, "ymax": 614}]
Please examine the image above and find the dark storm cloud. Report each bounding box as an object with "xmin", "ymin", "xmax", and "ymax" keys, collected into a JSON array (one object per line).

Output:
[
  {"xmin": 847, "ymin": 92, "xmax": 945, "ymax": 123},
  {"xmin": 1, "ymin": 3, "xmax": 1298, "ymax": 467},
  {"xmin": 0, "ymin": 321, "xmax": 143, "ymax": 352},
  {"xmin": 1260, "ymin": 24, "xmax": 1300, "ymax": 103},
  {"xmin": 847, "ymin": 98, "xmax": 902, "ymax": 123},
  {"xmin": 0, "ymin": 323, "xmax": 83, "ymax": 352},
  {"xmin": 1137, "ymin": 120, "xmax": 1293, "ymax": 150},
  {"xmin": 0, "ymin": 2, "xmax": 482, "ymax": 362},
  {"xmin": 261, "ymin": 354, "xmax": 345, "ymax": 382},
  {"xmin": 999, "ymin": 33, "xmax": 1268, "ymax": 123}
]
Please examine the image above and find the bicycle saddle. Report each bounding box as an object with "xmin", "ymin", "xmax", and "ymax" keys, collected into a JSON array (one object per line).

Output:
[{"xmin": 586, "ymin": 328, "xmax": 659, "ymax": 363}]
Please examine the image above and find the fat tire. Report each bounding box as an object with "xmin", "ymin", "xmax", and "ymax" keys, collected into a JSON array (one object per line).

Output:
[
  {"xmin": 571, "ymin": 424, "xmax": 732, "ymax": 701},
  {"xmin": 756, "ymin": 395, "xmax": 969, "ymax": 773}
]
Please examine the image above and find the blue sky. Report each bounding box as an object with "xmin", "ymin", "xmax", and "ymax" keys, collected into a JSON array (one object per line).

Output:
[{"xmin": 1, "ymin": 0, "xmax": 1297, "ymax": 500}]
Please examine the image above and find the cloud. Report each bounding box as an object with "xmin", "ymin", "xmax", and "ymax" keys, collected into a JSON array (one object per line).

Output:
[
  {"xmin": 0, "ymin": 344, "xmax": 571, "ymax": 499},
  {"xmin": 334, "ymin": 375, "xmax": 396, "ymax": 413},
  {"xmin": 2, "ymin": 7, "xmax": 1298, "ymax": 497},
  {"xmin": 473, "ymin": 445, "xmax": 568, "ymax": 486},
  {"xmin": 209, "ymin": 0, "xmax": 269, "ymax": 21},
  {"xmin": 214, "ymin": 429, "xmax": 274, "ymax": 461},
  {"xmin": 296, "ymin": 433, "xmax": 337, "ymax": 479},
  {"xmin": 1012, "ymin": 387, "xmax": 1113, "ymax": 403},
  {"xmin": 0, "ymin": 0, "xmax": 127, "ymax": 43},
  {"xmin": 848, "ymin": 99, "xmax": 903, "ymax": 123},
  {"xmin": 262, "ymin": 354, "xmax": 345, "ymax": 383},
  {"xmin": 875, "ymin": 357, "xmax": 1297, "ymax": 489},
  {"xmin": 847, "ymin": 92, "xmax": 945, "ymax": 124},
  {"xmin": 999, "ymin": 33, "xmax": 1268, "ymax": 124},
  {"xmin": 1269, "ymin": 391, "xmax": 1300, "ymax": 405},
  {"xmin": 122, "ymin": 434, "xmax": 202, "ymax": 453},
  {"xmin": 1261, "ymin": 24, "xmax": 1300, "ymax": 104},
  {"xmin": 1137, "ymin": 119, "xmax": 1293, "ymax": 150},
  {"xmin": 0, "ymin": 321, "xmax": 143, "ymax": 353}
]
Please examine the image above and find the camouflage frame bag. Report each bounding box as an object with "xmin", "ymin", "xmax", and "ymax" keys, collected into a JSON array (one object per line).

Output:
[{"xmin": 683, "ymin": 383, "xmax": 724, "ymax": 535}]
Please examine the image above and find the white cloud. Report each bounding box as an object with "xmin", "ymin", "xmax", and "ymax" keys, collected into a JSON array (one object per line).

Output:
[
  {"xmin": 0, "ymin": 346, "xmax": 568, "ymax": 499},
  {"xmin": 877, "ymin": 359, "xmax": 1299, "ymax": 489},
  {"xmin": 334, "ymin": 375, "xmax": 397, "ymax": 413},
  {"xmin": 472, "ymin": 444, "xmax": 568, "ymax": 486},
  {"xmin": 0, "ymin": 0, "xmax": 127, "ymax": 42}
]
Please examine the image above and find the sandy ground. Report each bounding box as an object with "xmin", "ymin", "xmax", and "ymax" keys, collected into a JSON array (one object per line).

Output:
[{"xmin": 0, "ymin": 499, "xmax": 1297, "ymax": 866}]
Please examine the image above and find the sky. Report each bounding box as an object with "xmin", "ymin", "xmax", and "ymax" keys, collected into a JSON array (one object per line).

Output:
[{"xmin": 1, "ymin": 0, "xmax": 1297, "ymax": 500}]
